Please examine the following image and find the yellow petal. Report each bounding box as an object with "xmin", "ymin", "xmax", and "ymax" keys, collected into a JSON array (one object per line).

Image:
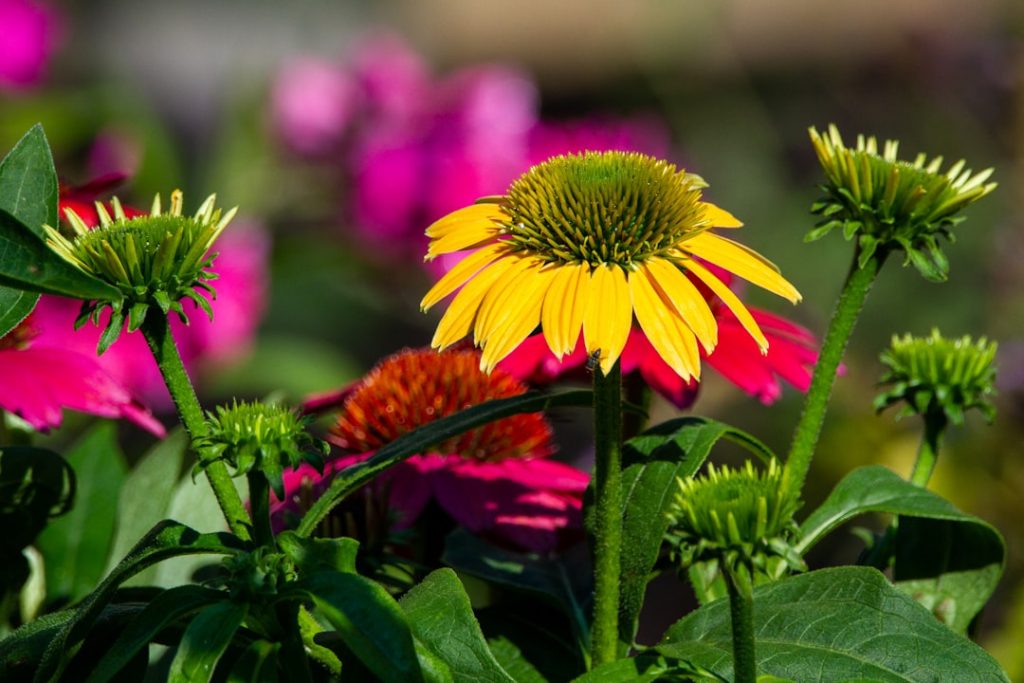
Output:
[
  {"xmin": 425, "ymin": 203, "xmax": 508, "ymax": 238},
  {"xmin": 684, "ymin": 258, "xmax": 768, "ymax": 353},
  {"xmin": 431, "ymin": 256, "xmax": 517, "ymax": 350},
  {"xmin": 583, "ymin": 264, "xmax": 632, "ymax": 374},
  {"xmin": 678, "ymin": 232, "xmax": 801, "ymax": 303},
  {"xmin": 420, "ymin": 243, "xmax": 510, "ymax": 311},
  {"xmin": 480, "ymin": 267, "xmax": 557, "ymax": 373},
  {"xmin": 425, "ymin": 222, "xmax": 503, "ymax": 260},
  {"xmin": 644, "ymin": 258, "xmax": 717, "ymax": 353},
  {"xmin": 629, "ymin": 268, "xmax": 700, "ymax": 380},
  {"xmin": 540, "ymin": 262, "xmax": 589, "ymax": 358},
  {"xmin": 474, "ymin": 256, "xmax": 542, "ymax": 344},
  {"xmin": 700, "ymin": 201, "xmax": 743, "ymax": 228}
]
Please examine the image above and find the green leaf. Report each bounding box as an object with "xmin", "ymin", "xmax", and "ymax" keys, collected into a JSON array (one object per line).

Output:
[
  {"xmin": 0, "ymin": 208, "xmax": 122, "ymax": 300},
  {"xmin": 0, "ymin": 124, "xmax": 58, "ymax": 237},
  {"xmin": 0, "ymin": 285, "xmax": 37, "ymax": 339},
  {"xmin": 657, "ymin": 566, "xmax": 1009, "ymax": 682},
  {"xmin": 796, "ymin": 465, "xmax": 1004, "ymax": 632},
  {"xmin": 37, "ymin": 423, "xmax": 128, "ymax": 605},
  {"xmin": 34, "ymin": 520, "xmax": 246, "ymax": 683},
  {"xmin": 277, "ymin": 532, "xmax": 358, "ymax": 575},
  {"xmin": 86, "ymin": 585, "xmax": 226, "ymax": 683},
  {"xmin": 104, "ymin": 430, "xmax": 188, "ymax": 578},
  {"xmin": 615, "ymin": 418, "xmax": 776, "ymax": 644},
  {"xmin": 399, "ymin": 568, "xmax": 515, "ymax": 683},
  {"xmin": 292, "ymin": 570, "xmax": 424, "ymax": 683},
  {"xmin": 443, "ymin": 529, "xmax": 591, "ymax": 660},
  {"xmin": 167, "ymin": 600, "xmax": 248, "ymax": 683},
  {"xmin": 484, "ymin": 637, "xmax": 549, "ymax": 683},
  {"xmin": 296, "ymin": 390, "xmax": 592, "ymax": 537}
]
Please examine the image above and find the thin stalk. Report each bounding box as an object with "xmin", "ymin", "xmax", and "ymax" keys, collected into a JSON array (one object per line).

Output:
[
  {"xmin": 785, "ymin": 249, "xmax": 887, "ymax": 492},
  {"xmin": 725, "ymin": 567, "xmax": 756, "ymax": 683},
  {"xmin": 247, "ymin": 472, "xmax": 274, "ymax": 547},
  {"xmin": 909, "ymin": 411, "xmax": 948, "ymax": 488},
  {"xmin": 141, "ymin": 314, "xmax": 251, "ymax": 542},
  {"xmin": 590, "ymin": 361, "xmax": 623, "ymax": 667}
]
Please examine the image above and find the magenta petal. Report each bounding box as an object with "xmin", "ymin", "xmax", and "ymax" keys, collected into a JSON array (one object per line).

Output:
[{"xmin": 0, "ymin": 347, "xmax": 164, "ymax": 435}]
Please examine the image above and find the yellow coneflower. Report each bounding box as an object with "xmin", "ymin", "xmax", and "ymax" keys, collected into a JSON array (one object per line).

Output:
[{"xmin": 420, "ymin": 151, "xmax": 801, "ymax": 377}]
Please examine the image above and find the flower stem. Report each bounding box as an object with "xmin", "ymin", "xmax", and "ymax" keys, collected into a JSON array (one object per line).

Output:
[
  {"xmin": 247, "ymin": 472, "xmax": 274, "ymax": 547},
  {"xmin": 590, "ymin": 361, "xmax": 623, "ymax": 667},
  {"xmin": 141, "ymin": 314, "xmax": 251, "ymax": 542},
  {"xmin": 725, "ymin": 567, "xmax": 757, "ymax": 683},
  {"xmin": 785, "ymin": 249, "xmax": 886, "ymax": 492},
  {"xmin": 909, "ymin": 411, "xmax": 948, "ymax": 488}
]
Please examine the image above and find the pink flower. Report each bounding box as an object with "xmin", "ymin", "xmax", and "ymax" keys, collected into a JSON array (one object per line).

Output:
[
  {"xmin": 0, "ymin": 317, "xmax": 164, "ymax": 435},
  {"xmin": 526, "ymin": 115, "xmax": 671, "ymax": 164},
  {"xmin": 0, "ymin": 0, "xmax": 60, "ymax": 92},
  {"xmin": 273, "ymin": 347, "xmax": 588, "ymax": 553},
  {"xmin": 272, "ymin": 57, "xmax": 359, "ymax": 156}
]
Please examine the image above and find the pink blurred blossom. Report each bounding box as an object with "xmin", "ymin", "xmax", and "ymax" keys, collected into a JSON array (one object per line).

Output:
[
  {"xmin": 272, "ymin": 58, "xmax": 359, "ymax": 156},
  {"xmin": 0, "ymin": 0, "xmax": 60, "ymax": 92},
  {"xmin": 0, "ymin": 317, "xmax": 164, "ymax": 435}
]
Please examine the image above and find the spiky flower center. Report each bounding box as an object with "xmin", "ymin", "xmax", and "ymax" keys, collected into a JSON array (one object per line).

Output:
[
  {"xmin": 667, "ymin": 459, "xmax": 799, "ymax": 553},
  {"xmin": 198, "ymin": 400, "xmax": 326, "ymax": 477},
  {"xmin": 875, "ymin": 329, "xmax": 997, "ymax": 424},
  {"xmin": 332, "ymin": 347, "xmax": 552, "ymax": 462},
  {"xmin": 499, "ymin": 151, "xmax": 708, "ymax": 268}
]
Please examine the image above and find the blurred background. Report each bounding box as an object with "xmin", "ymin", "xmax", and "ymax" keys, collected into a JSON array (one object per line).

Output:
[{"xmin": 3, "ymin": 0, "xmax": 1023, "ymax": 672}]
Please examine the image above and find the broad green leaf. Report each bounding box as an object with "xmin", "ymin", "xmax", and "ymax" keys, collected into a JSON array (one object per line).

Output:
[
  {"xmin": 485, "ymin": 637, "xmax": 548, "ymax": 683},
  {"xmin": 443, "ymin": 529, "xmax": 591, "ymax": 659},
  {"xmin": 105, "ymin": 430, "xmax": 188, "ymax": 577},
  {"xmin": 296, "ymin": 390, "xmax": 592, "ymax": 536},
  {"xmin": 277, "ymin": 532, "xmax": 358, "ymax": 575},
  {"xmin": 37, "ymin": 424, "xmax": 127, "ymax": 605},
  {"xmin": 167, "ymin": 600, "xmax": 248, "ymax": 683},
  {"xmin": 86, "ymin": 585, "xmax": 226, "ymax": 683},
  {"xmin": 399, "ymin": 568, "xmax": 515, "ymax": 683},
  {"xmin": 292, "ymin": 570, "xmax": 423, "ymax": 683},
  {"xmin": 796, "ymin": 465, "xmax": 1004, "ymax": 632},
  {"xmin": 0, "ymin": 208, "xmax": 121, "ymax": 300},
  {"xmin": 0, "ymin": 124, "xmax": 58, "ymax": 237},
  {"xmin": 479, "ymin": 606, "xmax": 581, "ymax": 683},
  {"xmin": 34, "ymin": 520, "xmax": 245, "ymax": 683},
  {"xmin": 570, "ymin": 654, "xmax": 725, "ymax": 682},
  {"xmin": 149, "ymin": 467, "xmax": 248, "ymax": 589},
  {"xmin": 0, "ymin": 285, "xmax": 37, "ymax": 339},
  {"xmin": 616, "ymin": 417, "xmax": 776, "ymax": 645},
  {"xmin": 226, "ymin": 640, "xmax": 279, "ymax": 683},
  {"xmin": 658, "ymin": 566, "xmax": 1009, "ymax": 682}
]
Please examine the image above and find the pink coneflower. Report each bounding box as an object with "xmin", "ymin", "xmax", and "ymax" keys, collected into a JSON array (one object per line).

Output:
[
  {"xmin": 0, "ymin": 315, "xmax": 164, "ymax": 435},
  {"xmin": 274, "ymin": 347, "xmax": 588, "ymax": 553}
]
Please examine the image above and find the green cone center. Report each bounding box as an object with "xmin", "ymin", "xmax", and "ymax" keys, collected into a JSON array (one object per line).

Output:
[{"xmin": 500, "ymin": 151, "xmax": 707, "ymax": 268}]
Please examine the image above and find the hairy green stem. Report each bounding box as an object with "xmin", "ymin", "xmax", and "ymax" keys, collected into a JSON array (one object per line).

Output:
[
  {"xmin": 725, "ymin": 567, "xmax": 756, "ymax": 683},
  {"xmin": 247, "ymin": 472, "xmax": 274, "ymax": 547},
  {"xmin": 141, "ymin": 314, "xmax": 251, "ymax": 542},
  {"xmin": 909, "ymin": 411, "xmax": 948, "ymax": 488},
  {"xmin": 785, "ymin": 250, "xmax": 886, "ymax": 492},
  {"xmin": 590, "ymin": 361, "xmax": 623, "ymax": 667}
]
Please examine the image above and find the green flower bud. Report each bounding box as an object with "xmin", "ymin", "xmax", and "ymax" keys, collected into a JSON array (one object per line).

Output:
[
  {"xmin": 807, "ymin": 124, "xmax": 996, "ymax": 281},
  {"xmin": 875, "ymin": 329, "xmax": 997, "ymax": 426},
  {"xmin": 222, "ymin": 547, "xmax": 297, "ymax": 603},
  {"xmin": 665, "ymin": 459, "xmax": 803, "ymax": 580},
  {"xmin": 43, "ymin": 190, "xmax": 236, "ymax": 353},
  {"xmin": 196, "ymin": 401, "xmax": 329, "ymax": 498}
]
